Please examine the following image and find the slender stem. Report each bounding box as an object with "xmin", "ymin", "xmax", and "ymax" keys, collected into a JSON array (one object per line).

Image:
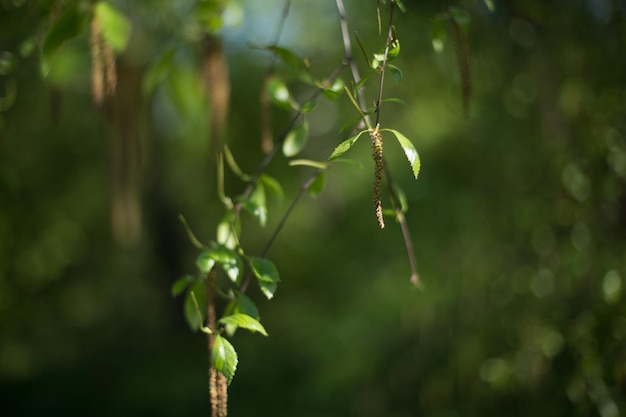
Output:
[
  {"xmin": 374, "ymin": 1, "xmax": 395, "ymax": 127},
  {"xmin": 270, "ymin": 0, "xmax": 292, "ymax": 72},
  {"xmin": 336, "ymin": 0, "xmax": 422, "ymax": 287}
]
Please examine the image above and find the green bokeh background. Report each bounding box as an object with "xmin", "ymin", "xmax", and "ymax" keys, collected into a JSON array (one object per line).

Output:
[{"xmin": 1, "ymin": 1, "xmax": 625, "ymax": 416}]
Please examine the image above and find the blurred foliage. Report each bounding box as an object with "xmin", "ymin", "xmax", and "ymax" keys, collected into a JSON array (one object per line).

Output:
[{"xmin": 1, "ymin": 0, "xmax": 626, "ymax": 416}]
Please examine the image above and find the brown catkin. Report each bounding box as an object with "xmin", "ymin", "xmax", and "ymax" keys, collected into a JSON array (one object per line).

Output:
[
  {"xmin": 206, "ymin": 276, "xmax": 228, "ymax": 417},
  {"xmin": 371, "ymin": 125, "xmax": 384, "ymax": 229}
]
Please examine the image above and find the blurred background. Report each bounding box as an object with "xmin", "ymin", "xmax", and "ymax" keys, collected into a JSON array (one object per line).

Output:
[{"xmin": 1, "ymin": 0, "xmax": 625, "ymax": 416}]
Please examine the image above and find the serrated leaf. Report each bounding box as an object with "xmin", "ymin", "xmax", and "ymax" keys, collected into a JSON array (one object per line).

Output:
[
  {"xmin": 283, "ymin": 120, "xmax": 308, "ymax": 157},
  {"xmin": 212, "ymin": 335, "xmax": 238, "ymax": 384},
  {"xmin": 184, "ymin": 280, "xmax": 206, "ymax": 331},
  {"xmin": 431, "ymin": 18, "xmax": 448, "ymax": 53},
  {"xmin": 42, "ymin": 5, "xmax": 86, "ymax": 67},
  {"xmin": 95, "ymin": 2, "xmax": 131, "ymax": 52},
  {"xmin": 250, "ymin": 257, "xmax": 280, "ymax": 300},
  {"xmin": 219, "ymin": 314, "xmax": 268, "ymax": 336},
  {"xmin": 327, "ymin": 130, "xmax": 369, "ymax": 161},
  {"xmin": 197, "ymin": 246, "xmax": 243, "ymax": 283},
  {"xmin": 308, "ymin": 171, "xmax": 326, "ymax": 198},
  {"xmin": 171, "ymin": 275, "xmax": 193, "ymax": 297},
  {"xmin": 384, "ymin": 129, "xmax": 420, "ymax": 179},
  {"xmin": 388, "ymin": 64, "xmax": 403, "ymax": 82},
  {"xmin": 260, "ymin": 174, "xmax": 284, "ymax": 202}
]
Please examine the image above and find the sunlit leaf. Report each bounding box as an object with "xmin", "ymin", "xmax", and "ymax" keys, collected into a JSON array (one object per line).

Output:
[
  {"xmin": 240, "ymin": 187, "xmax": 267, "ymax": 227},
  {"xmin": 197, "ymin": 246, "xmax": 243, "ymax": 283},
  {"xmin": 431, "ymin": 18, "xmax": 448, "ymax": 53},
  {"xmin": 308, "ymin": 171, "xmax": 326, "ymax": 198},
  {"xmin": 373, "ymin": 38, "xmax": 400, "ymax": 62},
  {"xmin": 383, "ymin": 129, "xmax": 420, "ymax": 179},
  {"xmin": 219, "ymin": 313, "xmax": 268, "ymax": 336},
  {"xmin": 42, "ymin": 4, "xmax": 86, "ymax": 70},
  {"xmin": 322, "ymin": 78, "xmax": 345, "ymax": 101},
  {"xmin": 283, "ymin": 120, "xmax": 309, "ymax": 157},
  {"xmin": 327, "ymin": 130, "xmax": 369, "ymax": 161},
  {"xmin": 266, "ymin": 75, "xmax": 292, "ymax": 110},
  {"xmin": 211, "ymin": 335, "xmax": 238, "ymax": 384},
  {"xmin": 250, "ymin": 257, "xmax": 280, "ymax": 300},
  {"xmin": 216, "ymin": 210, "xmax": 240, "ymax": 249},
  {"xmin": 95, "ymin": 2, "xmax": 131, "ymax": 52}
]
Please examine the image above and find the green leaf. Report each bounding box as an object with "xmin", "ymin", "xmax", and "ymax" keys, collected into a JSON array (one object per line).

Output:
[
  {"xmin": 283, "ymin": 120, "xmax": 309, "ymax": 157},
  {"xmin": 197, "ymin": 246, "xmax": 244, "ymax": 283},
  {"xmin": 250, "ymin": 257, "xmax": 280, "ymax": 300},
  {"xmin": 219, "ymin": 314, "xmax": 268, "ymax": 336},
  {"xmin": 95, "ymin": 2, "xmax": 131, "ymax": 52},
  {"xmin": 260, "ymin": 174, "xmax": 284, "ymax": 202},
  {"xmin": 449, "ymin": 7, "xmax": 471, "ymax": 32},
  {"xmin": 482, "ymin": 0, "xmax": 495, "ymax": 12},
  {"xmin": 288, "ymin": 159, "xmax": 327, "ymax": 169},
  {"xmin": 300, "ymin": 101, "xmax": 317, "ymax": 113},
  {"xmin": 216, "ymin": 211, "xmax": 240, "ymax": 249},
  {"xmin": 171, "ymin": 275, "xmax": 193, "ymax": 297},
  {"xmin": 42, "ymin": 5, "xmax": 86, "ymax": 69},
  {"xmin": 266, "ymin": 75, "xmax": 292, "ymax": 110},
  {"xmin": 212, "ymin": 335, "xmax": 238, "ymax": 384},
  {"xmin": 392, "ymin": 182, "xmax": 409, "ymax": 212},
  {"xmin": 393, "ymin": 0, "xmax": 407, "ymax": 12},
  {"xmin": 373, "ymin": 38, "xmax": 400, "ymax": 62},
  {"xmin": 308, "ymin": 171, "xmax": 326, "ymax": 198},
  {"xmin": 184, "ymin": 280, "xmax": 206, "ymax": 331},
  {"xmin": 383, "ymin": 129, "xmax": 420, "ymax": 179},
  {"xmin": 240, "ymin": 186, "xmax": 267, "ymax": 227},
  {"xmin": 142, "ymin": 47, "xmax": 175, "ymax": 95},
  {"xmin": 388, "ymin": 64, "xmax": 403, "ymax": 82},
  {"xmin": 266, "ymin": 45, "xmax": 301, "ymax": 73},
  {"xmin": 381, "ymin": 97, "xmax": 408, "ymax": 107},
  {"xmin": 234, "ymin": 292, "xmax": 260, "ymax": 320},
  {"xmin": 327, "ymin": 130, "xmax": 369, "ymax": 161},
  {"xmin": 322, "ymin": 78, "xmax": 345, "ymax": 101},
  {"xmin": 431, "ymin": 18, "xmax": 448, "ymax": 53}
]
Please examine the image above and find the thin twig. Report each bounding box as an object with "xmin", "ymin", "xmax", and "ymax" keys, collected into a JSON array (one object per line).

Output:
[
  {"xmin": 336, "ymin": 0, "xmax": 422, "ymax": 287},
  {"xmin": 270, "ymin": 0, "xmax": 292, "ymax": 72}
]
